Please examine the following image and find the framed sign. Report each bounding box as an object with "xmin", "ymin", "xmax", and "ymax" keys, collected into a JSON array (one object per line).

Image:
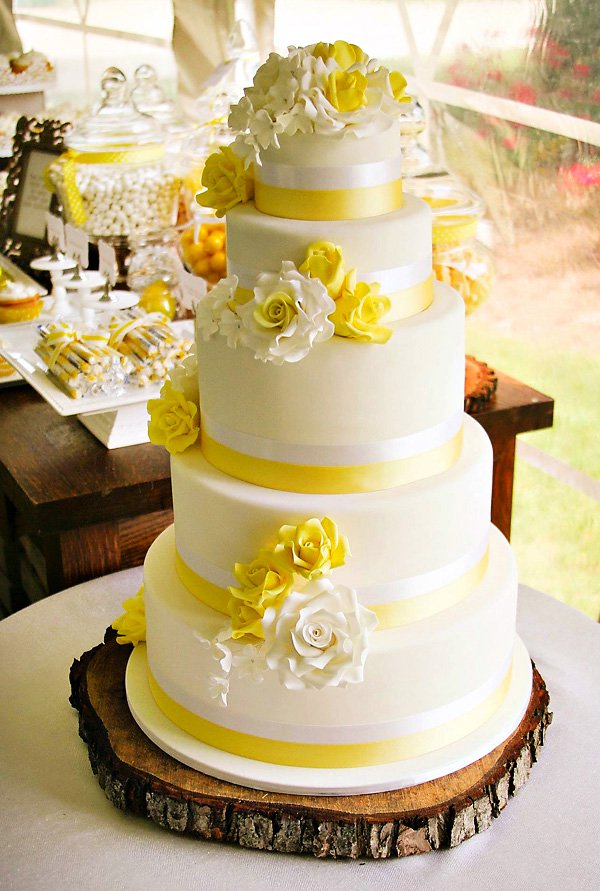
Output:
[{"xmin": 0, "ymin": 116, "xmax": 70, "ymax": 271}]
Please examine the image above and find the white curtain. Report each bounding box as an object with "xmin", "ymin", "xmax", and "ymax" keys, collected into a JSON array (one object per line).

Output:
[
  {"xmin": 0, "ymin": 0, "xmax": 23, "ymax": 54},
  {"xmin": 172, "ymin": 0, "xmax": 274, "ymax": 99}
]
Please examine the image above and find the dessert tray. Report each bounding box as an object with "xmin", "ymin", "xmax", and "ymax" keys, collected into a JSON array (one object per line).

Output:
[{"xmin": 0, "ymin": 320, "xmax": 193, "ymax": 447}]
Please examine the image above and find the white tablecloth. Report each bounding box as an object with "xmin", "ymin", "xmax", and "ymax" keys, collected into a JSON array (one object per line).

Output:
[{"xmin": 1, "ymin": 568, "xmax": 598, "ymax": 891}]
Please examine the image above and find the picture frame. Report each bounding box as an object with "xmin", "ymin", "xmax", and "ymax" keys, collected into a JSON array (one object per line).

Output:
[{"xmin": 0, "ymin": 115, "xmax": 71, "ymax": 272}]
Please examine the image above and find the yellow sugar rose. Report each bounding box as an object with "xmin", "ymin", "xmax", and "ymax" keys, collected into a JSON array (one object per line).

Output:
[
  {"xmin": 299, "ymin": 241, "xmax": 346, "ymax": 299},
  {"xmin": 325, "ymin": 69, "xmax": 368, "ymax": 113},
  {"xmin": 228, "ymin": 549, "xmax": 293, "ymax": 640},
  {"xmin": 112, "ymin": 585, "xmax": 146, "ymax": 647},
  {"xmin": 147, "ymin": 380, "xmax": 199, "ymax": 455},
  {"xmin": 276, "ymin": 517, "xmax": 350, "ymax": 580},
  {"xmin": 196, "ymin": 145, "xmax": 254, "ymax": 218},
  {"xmin": 389, "ymin": 70, "xmax": 411, "ymax": 103},
  {"xmin": 330, "ymin": 272, "xmax": 392, "ymax": 343},
  {"xmin": 253, "ymin": 290, "xmax": 298, "ymax": 331},
  {"xmin": 313, "ymin": 40, "xmax": 368, "ymax": 70}
]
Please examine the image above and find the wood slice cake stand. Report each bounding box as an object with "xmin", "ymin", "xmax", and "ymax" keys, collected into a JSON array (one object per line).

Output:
[{"xmin": 69, "ymin": 631, "xmax": 551, "ymax": 860}]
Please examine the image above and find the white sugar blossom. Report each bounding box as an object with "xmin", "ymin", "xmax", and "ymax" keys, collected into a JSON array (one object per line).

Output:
[
  {"xmin": 195, "ymin": 275, "xmax": 240, "ymax": 343},
  {"xmin": 232, "ymin": 643, "xmax": 267, "ymax": 684},
  {"xmin": 228, "ymin": 42, "xmax": 413, "ymax": 161},
  {"xmin": 262, "ymin": 578, "xmax": 378, "ymax": 691},
  {"xmin": 237, "ymin": 261, "xmax": 335, "ymax": 364},
  {"xmin": 208, "ymin": 674, "xmax": 230, "ymax": 707},
  {"xmin": 194, "ymin": 631, "xmax": 233, "ymax": 707},
  {"xmin": 168, "ymin": 344, "xmax": 198, "ymax": 406}
]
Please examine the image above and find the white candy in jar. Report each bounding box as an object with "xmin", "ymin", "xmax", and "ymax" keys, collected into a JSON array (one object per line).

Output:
[{"xmin": 52, "ymin": 161, "xmax": 180, "ymax": 237}]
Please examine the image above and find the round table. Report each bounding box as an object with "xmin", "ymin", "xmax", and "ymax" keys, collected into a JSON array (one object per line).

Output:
[{"xmin": 1, "ymin": 568, "xmax": 598, "ymax": 890}]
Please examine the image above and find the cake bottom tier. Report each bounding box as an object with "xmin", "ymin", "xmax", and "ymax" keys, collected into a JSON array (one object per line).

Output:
[
  {"xmin": 127, "ymin": 638, "xmax": 532, "ymax": 796},
  {"xmin": 138, "ymin": 524, "xmax": 530, "ymax": 793}
]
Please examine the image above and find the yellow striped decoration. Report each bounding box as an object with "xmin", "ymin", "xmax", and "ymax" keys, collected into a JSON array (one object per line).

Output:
[
  {"xmin": 147, "ymin": 660, "xmax": 511, "ymax": 768},
  {"xmin": 432, "ymin": 216, "xmax": 478, "ymax": 249},
  {"xmin": 254, "ymin": 177, "xmax": 403, "ymax": 221},
  {"xmin": 55, "ymin": 144, "xmax": 166, "ymax": 227}
]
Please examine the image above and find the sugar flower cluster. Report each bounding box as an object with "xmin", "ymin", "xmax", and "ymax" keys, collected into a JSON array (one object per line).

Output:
[
  {"xmin": 228, "ymin": 40, "xmax": 412, "ymax": 162},
  {"xmin": 196, "ymin": 517, "xmax": 378, "ymax": 702},
  {"xmin": 196, "ymin": 241, "xmax": 392, "ymax": 365}
]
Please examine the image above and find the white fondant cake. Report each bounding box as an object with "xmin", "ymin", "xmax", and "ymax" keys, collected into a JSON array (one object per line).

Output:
[{"xmin": 123, "ymin": 40, "xmax": 533, "ymax": 795}]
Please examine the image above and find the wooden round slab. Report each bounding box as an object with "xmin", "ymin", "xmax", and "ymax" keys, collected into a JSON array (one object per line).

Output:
[
  {"xmin": 465, "ymin": 354, "xmax": 498, "ymax": 414},
  {"xmin": 69, "ymin": 632, "xmax": 551, "ymax": 860}
]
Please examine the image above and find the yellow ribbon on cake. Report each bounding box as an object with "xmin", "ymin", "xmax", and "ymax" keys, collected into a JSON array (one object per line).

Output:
[
  {"xmin": 254, "ymin": 178, "xmax": 404, "ymax": 221},
  {"xmin": 200, "ymin": 425, "xmax": 462, "ymax": 495},
  {"xmin": 146, "ymin": 660, "xmax": 511, "ymax": 768},
  {"xmin": 174, "ymin": 545, "xmax": 489, "ymax": 630}
]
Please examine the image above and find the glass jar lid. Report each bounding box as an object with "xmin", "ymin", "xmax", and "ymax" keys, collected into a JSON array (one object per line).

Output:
[
  {"xmin": 66, "ymin": 67, "xmax": 165, "ymax": 152},
  {"xmin": 130, "ymin": 64, "xmax": 192, "ymax": 137}
]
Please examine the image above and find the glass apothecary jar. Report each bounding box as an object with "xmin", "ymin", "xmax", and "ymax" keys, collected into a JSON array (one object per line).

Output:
[
  {"xmin": 178, "ymin": 213, "xmax": 227, "ymax": 286},
  {"xmin": 177, "ymin": 103, "xmax": 230, "ymax": 225},
  {"xmin": 48, "ymin": 67, "xmax": 181, "ymax": 240},
  {"xmin": 127, "ymin": 230, "xmax": 183, "ymax": 319},
  {"xmin": 407, "ymin": 180, "xmax": 494, "ymax": 314},
  {"xmin": 398, "ymin": 102, "xmax": 433, "ymax": 178}
]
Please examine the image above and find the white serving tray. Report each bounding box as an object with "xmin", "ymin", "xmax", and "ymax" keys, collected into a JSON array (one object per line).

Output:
[{"xmin": 0, "ymin": 320, "xmax": 193, "ymax": 447}]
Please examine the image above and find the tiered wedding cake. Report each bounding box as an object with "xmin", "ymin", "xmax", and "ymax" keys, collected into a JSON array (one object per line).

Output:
[{"xmin": 120, "ymin": 41, "xmax": 533, "ymax": 795}]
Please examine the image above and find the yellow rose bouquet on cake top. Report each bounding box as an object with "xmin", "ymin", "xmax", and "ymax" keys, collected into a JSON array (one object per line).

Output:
[
  {"xmin": 226, "ymin": 40, "xmax": 413, "ymax": 162},
  {"xmin": 195, "ymin": 40, "xmax": 413, "ymax": 220}
]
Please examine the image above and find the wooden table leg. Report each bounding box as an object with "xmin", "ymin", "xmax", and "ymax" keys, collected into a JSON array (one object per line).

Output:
[
  {"xmin": 42, "ymin": 522, "xmax": 123, "ymax": 595},
  {"xmin": 490, "ymin": 433, "xmax": 516, "ymax": 541}
]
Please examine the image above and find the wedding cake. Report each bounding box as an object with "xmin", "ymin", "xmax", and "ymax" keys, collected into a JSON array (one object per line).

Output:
[{"xmin": 117, "ymin": 41, "xmax": 533, "ymax": 795}]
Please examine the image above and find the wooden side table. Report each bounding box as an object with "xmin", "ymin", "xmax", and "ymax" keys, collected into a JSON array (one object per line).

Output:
[
  {"xmin": 0, "ymin": 373, "xmax": 553, "ymax": 617},
  {"xmin": 0, "ymin": 387, "xmax": 172, "ymax": 616},
  {"xmin": 473, "ymin": 371, "xmax": 554, "ymax": 540}
]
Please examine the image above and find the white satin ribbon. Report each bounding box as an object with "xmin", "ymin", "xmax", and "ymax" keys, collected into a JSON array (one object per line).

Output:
[
  {"xmin": 359, "ymin": 255, "xmax": 432, "ymax": 291},
  {"xmin": 228, "ymin": 254, "xmax": 433, "ymax": 294},
  {"xmin": 362, "ymin": 532, "xmax": 490, "ymax": 604},
  {"xmin": 200, "ymin": 411, "xmax": 463, "ymax": 467},
  {"xmin": 176, "ymin": 530, "xmax": 488, "ymax": 612},
  {"xmin": 150, "ymin": 652, "xmax": 513, "ymax": 745},
  {"xmin": 256, "ymin": 155, "xmax": 403, "ymax": 191}
]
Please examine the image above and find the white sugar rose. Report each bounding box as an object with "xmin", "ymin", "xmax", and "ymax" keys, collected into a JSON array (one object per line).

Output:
[
  {"xmin": 262, "ymin": 578, "xmax": 378, "ymax": 691},
  {"xmin": 195, "ymin": 274, "xmax": 242, "ymax": 346},
  {"xmin": 237, "ymin": 261, "xmax": 335, "ymax": 364},
  {"xmin": 168, "ymin": 345, "xmax": 199, "ymax": 406}
]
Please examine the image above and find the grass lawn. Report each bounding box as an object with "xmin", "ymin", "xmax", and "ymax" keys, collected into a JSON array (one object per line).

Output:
[{"xmin": 466, "ymin": 323, "xmax": 600, "ymax": 620}]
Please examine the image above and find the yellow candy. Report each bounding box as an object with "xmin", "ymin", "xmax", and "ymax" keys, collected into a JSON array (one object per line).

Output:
[
  {"xmin": 180, "ymin": 221, "xmax": 227, "ymax": 283},
  {"xmin": 139, "ymin": 280, "xmax": 177, "ymax": 320},
  {"xmin": 185, "ymin": 243, "xmax": 205, "ymax": 264},
  {"xmin": 193, "ymin": 257, "xmax": 212, "ymax": 277},
  {"xmin": 206, "ymin": 230, "xmax": 225, "ymax": 253},
  {"xmin": 210, "ymin": 250, "xmax": 227, "ymax": 272}
]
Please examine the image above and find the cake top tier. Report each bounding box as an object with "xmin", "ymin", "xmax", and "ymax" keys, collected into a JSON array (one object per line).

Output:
[
  {"xmin": 196, "ymin": 41, "xmax": 412, "ymax": 222},
  {"xmin": 226, "ymin": 40, "xmax": 412, "ymax": 164}
]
